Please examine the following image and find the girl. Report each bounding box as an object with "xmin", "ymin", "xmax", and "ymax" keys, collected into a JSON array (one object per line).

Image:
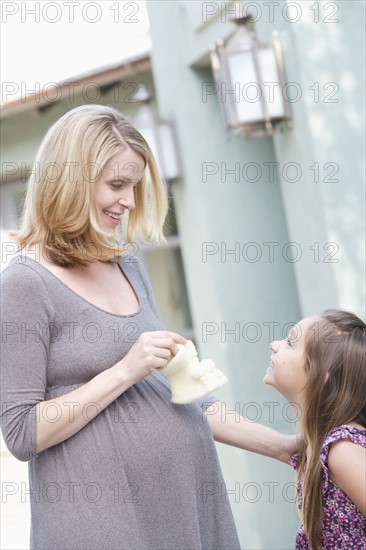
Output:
[
  {"xmin": 1, "ymin": 104, "xmax": 297, "ymax": 550},
  {"xmin": 264, "ymin": 309, "xmax": 366, "ymax": 549}
]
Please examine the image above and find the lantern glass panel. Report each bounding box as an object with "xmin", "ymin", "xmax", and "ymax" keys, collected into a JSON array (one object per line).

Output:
[
  {"xmin": 136, "ymin": 123, "xmax": 179, "ymax": 181},
  {"xmin": 226, "ymin": 45, "xmax": 286, "ymax": 125},
  {"xmin": 227, "ymin": 50, "xmax": 264, "ymax": 124},
  {"xmin": 258, "ymin": 47, "xmax": 286, "ymax": 118}
]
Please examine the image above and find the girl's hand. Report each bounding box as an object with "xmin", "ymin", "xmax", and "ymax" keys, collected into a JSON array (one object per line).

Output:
[
  {"xmin": 117, "ymin": 331, "xmax": 186, "ymax": 385},
  {"xmin": 279, "ymin": 433, "xmax": 302, "ymax": 464}
]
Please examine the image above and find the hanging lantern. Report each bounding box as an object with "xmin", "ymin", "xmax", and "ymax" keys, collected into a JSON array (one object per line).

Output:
[
  {"xmin": 210, "ymin": 16, "xmax": 292, "ymax": 138},
  {"xmin": 133, "ymin": 85, "xmax": 182, "ymax": 181}
]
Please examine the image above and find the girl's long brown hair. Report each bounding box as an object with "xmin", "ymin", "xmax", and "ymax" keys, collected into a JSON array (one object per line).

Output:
[{"xmin": 298, "ymin": 309, "xmax": 366, "ymax": 549}]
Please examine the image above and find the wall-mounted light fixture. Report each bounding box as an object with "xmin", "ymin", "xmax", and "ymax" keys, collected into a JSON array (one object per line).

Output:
[
  {"xmin": 210, "ymin": 16, "xmax": 292, "ymax": 138},
  {"xmin": 132, "ymin": 85, "xmax": 182, "ymax": 182}
]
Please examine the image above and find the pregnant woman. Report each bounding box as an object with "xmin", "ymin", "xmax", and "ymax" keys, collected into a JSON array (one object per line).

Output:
[{"xmin": 1, "ymin": 104, "xmax": 296, "ymax": 550}]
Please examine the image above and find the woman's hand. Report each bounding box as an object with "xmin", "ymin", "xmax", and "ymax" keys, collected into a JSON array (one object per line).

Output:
[
  {"xmin": 34, "ymin": 331, "xmax": 185, "ymax": 455},
  {"xmin": 116, "ymin": 331, "xmax": 187, "ymax": 385}
]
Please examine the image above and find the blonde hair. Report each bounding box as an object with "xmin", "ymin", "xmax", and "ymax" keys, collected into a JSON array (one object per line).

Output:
[
  {"xmin": 297, "ymin": 309, "xmax": 366, "ymax": 549},
  {"xmin": 11, "ymin": 104, "xmax": 168, "ymax": 266}
]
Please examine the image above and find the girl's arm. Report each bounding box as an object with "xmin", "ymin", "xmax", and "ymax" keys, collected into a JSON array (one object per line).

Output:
[
  {"xmin": 204, "ymin": 401, "xmax": 299, "ymax": 463},
  {"xmin": 328, "ymin": 440, "xmax": 366, "ymax": 516}
]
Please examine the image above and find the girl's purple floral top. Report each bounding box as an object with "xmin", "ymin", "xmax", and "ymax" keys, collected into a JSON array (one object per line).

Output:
[{"xmin": 289, "ymin": 425, "xmax": 366, "ymax": 549}]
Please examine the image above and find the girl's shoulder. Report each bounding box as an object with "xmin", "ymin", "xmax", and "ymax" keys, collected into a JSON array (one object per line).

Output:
[
  {"xmin": 321, "ymin": 425, "xmax": 366, "ymax": 488},
  {"xmin": 323, "ymin": 424, "xmax": 366, "ymax": 450},
  {"xmin": 288, "ymin": 424, "xmax": 366, "ymax": 471}
]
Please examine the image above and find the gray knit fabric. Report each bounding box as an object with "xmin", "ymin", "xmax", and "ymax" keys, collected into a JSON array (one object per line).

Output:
[{"xmin": 0, "ymin": 255, "xmax": 241, "ymax": 550}]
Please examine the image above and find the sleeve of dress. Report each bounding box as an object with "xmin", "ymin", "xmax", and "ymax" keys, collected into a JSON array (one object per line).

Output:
[
  {"xmin": 0, "ymin": 262, "xmax": 55, "ymax": 461},
  {"xmin": 288, "ymin": 452, "xmax": 300, "ymax": 469},
  {"xmin": 321, "ymin": 425, "xmax": 366, "ymax": 490}
]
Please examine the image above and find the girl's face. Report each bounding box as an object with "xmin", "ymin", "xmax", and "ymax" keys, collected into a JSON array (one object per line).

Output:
[
  {"xmin": 95, "ymin": 148, "xmax": 145, "ymax": 233},
  {"xmin": 264, "ymin": 316, "xmax": 319, "ymax": 405}
]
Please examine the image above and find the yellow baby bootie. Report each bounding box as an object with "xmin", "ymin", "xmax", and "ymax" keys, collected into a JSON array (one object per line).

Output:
[{"xmin": 160, "ymin": 340, "xmax": 228, "ymax": 404}]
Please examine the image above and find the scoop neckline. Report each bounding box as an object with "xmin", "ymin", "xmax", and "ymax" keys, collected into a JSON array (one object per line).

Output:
[{"xmin": 13, "ymin": 255, "xmax": 142, "ymax": 319}]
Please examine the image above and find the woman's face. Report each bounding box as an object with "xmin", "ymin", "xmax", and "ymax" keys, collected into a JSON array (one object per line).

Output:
[
  {"xmin": 95, "ymin": 148, "xmax": 145, "ymax": 232},
  {"xmin": 264, "ymin": 316, "xmax": 319, "ymax": 405}
]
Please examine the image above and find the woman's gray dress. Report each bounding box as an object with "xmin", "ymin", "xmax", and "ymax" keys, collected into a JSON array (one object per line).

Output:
[{"xmin": 0, "ymin": 255, "xmax": 241, "ymax": 550}]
